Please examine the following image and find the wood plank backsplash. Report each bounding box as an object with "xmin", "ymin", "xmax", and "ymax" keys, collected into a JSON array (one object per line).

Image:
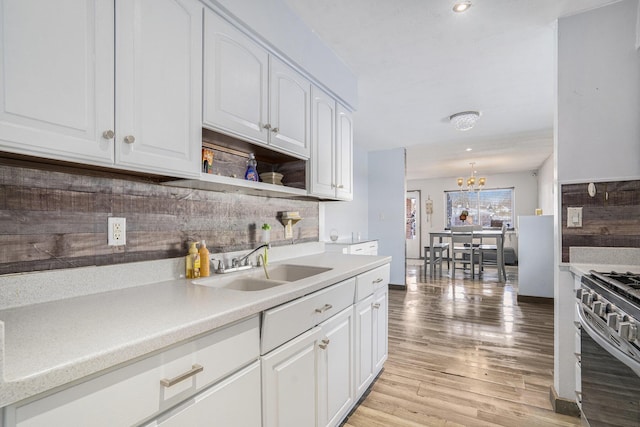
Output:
[
  {"xmin": 561, "ymin": 179, "xmax": 640, "ymax": 262},
  {"xmin": 0, "ymin": 160, "xmax": 319, "ymax": 275}
]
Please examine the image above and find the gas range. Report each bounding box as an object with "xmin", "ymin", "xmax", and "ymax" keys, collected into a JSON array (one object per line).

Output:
[{"xmin": 578, "ymin": 270, "xmax": 640, "ymax": 348}]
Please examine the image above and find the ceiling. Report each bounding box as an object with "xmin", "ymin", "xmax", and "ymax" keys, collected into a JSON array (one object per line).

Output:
[{"xmin": 281, "ymin": 0, "xmax": 620, "ymax": 180}]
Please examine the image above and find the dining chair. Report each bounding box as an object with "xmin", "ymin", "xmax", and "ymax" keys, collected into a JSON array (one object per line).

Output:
[
  {"xmin": 424, "ymin": 243, "xmax": 449, "ymax": 278},
  {"xmin": 450, "ymin": 225, "xmax": 480, "ymax": 279},
  {"xmin": 479, "ymin": 223, "xmax": 507, "ymax": 280}
]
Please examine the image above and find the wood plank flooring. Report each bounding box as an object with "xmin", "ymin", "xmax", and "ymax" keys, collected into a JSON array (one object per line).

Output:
[{"xmin": 343, "ymin": 264, "xmax": 580, "ymax": 427}]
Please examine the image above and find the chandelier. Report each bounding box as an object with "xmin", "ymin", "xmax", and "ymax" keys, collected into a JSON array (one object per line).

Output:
[
  {"xmin": 457, "ymin": 162, "xmax": 486, "ymax": 191},
  {"xmin": 449, "ymin": 111, "xmax": 481, "ymax": 131}
]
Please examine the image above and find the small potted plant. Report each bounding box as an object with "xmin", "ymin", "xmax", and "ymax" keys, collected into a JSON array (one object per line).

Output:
[{"xmin": 459, "ymin": 210, "xmax": 469, "ymax": 221}]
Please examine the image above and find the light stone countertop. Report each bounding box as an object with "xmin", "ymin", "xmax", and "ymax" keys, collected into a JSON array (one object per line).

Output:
[{"xmin": 0, "ymin": 249, "xmax": 391, "ymax": 408}]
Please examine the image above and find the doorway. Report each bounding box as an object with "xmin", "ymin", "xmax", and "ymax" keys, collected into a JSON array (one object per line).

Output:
[{"xmin": 406, "ymin": 191, "xmax": 421, "ymax": 259}]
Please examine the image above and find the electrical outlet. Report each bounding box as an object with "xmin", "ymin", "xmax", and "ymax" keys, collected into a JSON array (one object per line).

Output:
[{"xmin": 108, "ymin": 217, "xmax": 126, "ymax": 246}]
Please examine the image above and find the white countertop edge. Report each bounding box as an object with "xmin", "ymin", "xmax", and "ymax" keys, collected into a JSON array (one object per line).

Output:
[{"xmin": 0, "ymin": 251, "xmax": 391, "ymax": 408}]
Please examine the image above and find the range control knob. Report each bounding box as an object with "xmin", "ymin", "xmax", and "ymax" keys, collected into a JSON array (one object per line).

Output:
[
  {"xmin": 576, "ymin": 288, "xmax": 584, "ymax": 300},
  {"xmin": 628, "ymin": 323, "xmax": 638, "ymax": 342},
  {"xmin": 592, "ymin": 301, "xmax": 603, "ymax": 317},
  {"xmin": 619, "ymin": 322, "xmax": 631, "ymax": 340},
  {"xmin": 582, "ymin": 292, "xmax": 593, "ymax": 306},
  {"xmin": 607, "ymin": 312, "xmax": 620, "ymax": 330}
]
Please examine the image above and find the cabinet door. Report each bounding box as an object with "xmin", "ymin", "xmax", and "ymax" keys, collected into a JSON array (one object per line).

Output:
[
  {"xmin": 354, "ymin": 295, "xmax": 374, "ymax": 398},
  {"xmin": 203, "ymin": 10, "xmax": 268, "ymax": 145},
  {"xmin": 115, "ymin": 0, "xmax": 201, "ymax": 178},
  {"xmin": 318, "ymin": 307, "xmax": 354, "ymax": 427},
  {"xmin": 144, "ymin": 361, "xmax": 261, "ymax": 427},
  {"xmin": 335, "ymin": 103, "xmax": 353, "ymax": 200},
  {"xmin": 309, "ymin": 86, "xmax": 336, "ymax": 198},
  {"xmin": 262, "ymin": 327, "xmax": 322, "ymax": 427},
  {"xmin": 269, "ymin": 58, "xmax": 311, "ymax": 159},
  {"xmin": 0, "ymin": 0, "xmax": 114, "ymax": 166},
  {"xmin": 373, "ymin": 288, "xmax": 389, "ymax": 374}
]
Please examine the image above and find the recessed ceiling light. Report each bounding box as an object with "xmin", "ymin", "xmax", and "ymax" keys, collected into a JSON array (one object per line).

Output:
[
  {"xmin": 466, "ymin": 148, "xmax": 473, "ymax": 152},
  {"xmin": 453, "ymin": 1, "xmax": 472, "ymax": 13}
]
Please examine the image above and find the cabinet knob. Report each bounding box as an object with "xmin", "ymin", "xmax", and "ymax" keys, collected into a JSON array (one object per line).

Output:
[
  {"xmin": 271, "ymin": 127, "xmax": 279, "ymax": 133},
  {"xmin": 319, "ymin": 338, "xmax": 330, "ymax": 349},
  {"xmin": 123, "ymin": 135, "xmax": 136, "ymax": 144},
  {"xmin": 262, "ymin": 123, "xmax": 272, "ymax": 130},
  {"xmin": 338, "ymin": 184, "xmax": 344, "ymax": 189},
  {"xmin": 373, "ymin": 303, "xmax": 381, "ymax": 309},
  {"xmin": 102, "ymin": 130, "xmax": 115, "ymax": 140}
]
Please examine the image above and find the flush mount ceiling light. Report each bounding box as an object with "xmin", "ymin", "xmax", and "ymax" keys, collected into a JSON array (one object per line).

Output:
[
  {"xmin": 452, "ymin": 1, "xmax": 472, "ymax": 13},
  {"xmin": 449, "ymin": 111, "xmax": 481, "ymax": 131}
]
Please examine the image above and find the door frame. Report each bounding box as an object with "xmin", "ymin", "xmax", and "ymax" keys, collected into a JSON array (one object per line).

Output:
[{"xmin": 405, "ymin": 190, "xmax": 421, "ymax": 259}]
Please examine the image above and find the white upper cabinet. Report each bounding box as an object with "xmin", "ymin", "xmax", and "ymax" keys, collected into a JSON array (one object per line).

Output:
[
  {"xmin": 0, "ymin": 0, "xmax": 114, "ymax": 165},
  {"xmin": 0, "ymin": 0, "xmax": 201, "ymax": 178},
  {"xmin": 203, "ymin": 10, "xmax": 310, "ymax": 159},
  {"xmin": 335, "ymin": 103, "xmax": 354, "ymax": 200},
  {"xmin": 309, "ymin": 86, "xmax": 353, "ymax": 201},
  {"xmin": 115, "ymin": 0, "xmax": 202, "ymax": 177},
  {"xmin": 203, "ymin": 9, "xmax": 268, "ymax": 145},
  {"xmin": 268, "ymin": 57, "xmax": 311, "ymax": 158}
]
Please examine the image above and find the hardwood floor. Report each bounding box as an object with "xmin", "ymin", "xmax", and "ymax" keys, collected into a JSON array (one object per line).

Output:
[{"xmin": 343, "ymin": 264, "xmax": 580, "ymax": 427}]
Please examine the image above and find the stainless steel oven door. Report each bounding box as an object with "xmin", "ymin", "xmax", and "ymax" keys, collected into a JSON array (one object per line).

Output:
[{"xmin": 577, "ymin": 304, "xmax": 640, "ymax": 427}]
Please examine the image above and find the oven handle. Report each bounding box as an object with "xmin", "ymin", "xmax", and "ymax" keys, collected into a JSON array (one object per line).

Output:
[{"xmin": 576, "ymin": 303, "xmax": 640, "ymax": 376}]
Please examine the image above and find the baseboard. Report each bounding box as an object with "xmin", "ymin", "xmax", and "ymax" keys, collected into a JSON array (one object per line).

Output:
[
  {"xmin": 517, "ymin": 295, "xmax": 554, "ymax": 304},
  {"xmin": 388, "ymin": 283, "xmax": 406, "ymax": 290},
  {"xmin": 549, "ymin": 385, "xmax": 581, "ymax": 417}
]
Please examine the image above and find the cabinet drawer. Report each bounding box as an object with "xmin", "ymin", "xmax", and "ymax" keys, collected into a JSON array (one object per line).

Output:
[
  {"xmin": 7, "ymin": 316, "xmax": 259, "ymax": 427},
  {"xmin": 261, "ymin": 279, "xmax": 356, "ymax": 354},
  {"xmin": 348, "ymin": 241, "xmax": 378, "ymax": 255},
  {"xmin": 355, "ymin": 264, "xmax": 390, "ymax": 301}
]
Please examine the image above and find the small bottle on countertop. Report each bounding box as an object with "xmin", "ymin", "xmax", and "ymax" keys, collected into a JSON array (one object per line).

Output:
[
  {"xmin": 199, "ymin": 240, "xmax": 210, "ymax": 277},
  {"xmin": 186, "ymin": 242, "xmax": 201, "ymax": 279},
  {"xmin": 244, "ymin": 153, "xmax": 258, "ymax": 181}
]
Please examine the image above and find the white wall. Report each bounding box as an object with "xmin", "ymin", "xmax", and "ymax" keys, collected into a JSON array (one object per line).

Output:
[
  {"xmin": 554, "ymin": 0, "xmax": 640, "ymax": 402},
  {"xmin": 537, "ymin": 154, "xmax": 554, "ymax": 216},
  {"xmin": 320, "ymin": 143, "xmax": 369, "ymax": 241},
  {"xmin": 368, "ymin": 148, "xmax": 406, "ymax": 286},
  {"xmin": 209, "ymin": 0, "xmax": 358, "ymax": 109},
  {"xmin": 557, "ymin": 0, "xmax": 640, "ymax": 183}
]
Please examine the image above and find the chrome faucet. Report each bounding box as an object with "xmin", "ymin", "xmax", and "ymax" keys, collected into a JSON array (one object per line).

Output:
[{"xmin": 232, "ymin": 243, "xmax": 271, "ymax": 268}]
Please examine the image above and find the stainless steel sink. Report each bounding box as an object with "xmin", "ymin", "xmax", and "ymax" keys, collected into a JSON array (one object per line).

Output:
[{"xmin": 192, "ymin": 264, "xmax": 332, "ymax": 291}]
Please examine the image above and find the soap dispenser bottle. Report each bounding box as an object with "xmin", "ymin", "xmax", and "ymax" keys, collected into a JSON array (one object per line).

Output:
[
  {"xmin": 199, "ymin": 240, "xmax": 210, "ymax": 277},
  {"xmin": 186, "ymin": 242, "xmax": 200, "ymax": 279}
]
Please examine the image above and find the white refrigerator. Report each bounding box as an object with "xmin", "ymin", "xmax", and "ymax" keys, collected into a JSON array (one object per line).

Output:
[{"xmin": 518, "ymin": 215, "xmax": 554, "ymax": 298}]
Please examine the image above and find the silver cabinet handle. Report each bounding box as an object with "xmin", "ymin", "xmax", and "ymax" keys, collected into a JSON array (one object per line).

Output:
[
  {"xmin": 338, "ymin": 184, "xmax": 344, "ymax": 189},
  {"xmin": 373, "ymin": 303, "xmax": 381, "ymax": 309},
  {"xmin": 319, "ymin": 338, "xmax": 330, "ymax": 349},
  {"xmin": 124, "ymin": 135, "xmax": 135, "ymax": 144},
  {"xmin": 102, "ymin": 130, "xmax": 115, "ymax": 139},
  {"xmin": 315, "ymin": 304, "xmax": 333, "ymax": 313},
  {"xmin": 160, "ymin": 364, "xmax": 203, "ymax": 388},
  {"xmin": 373, "ymin": 278, "xmax": 383, "ymax": 283}
]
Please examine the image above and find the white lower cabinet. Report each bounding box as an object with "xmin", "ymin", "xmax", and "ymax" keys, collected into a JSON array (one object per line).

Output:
[
  {"xmin": 261, "ymin": 326, "xmax": 323, "ymax": 427},
  {"xmin": 318, "ymin": 306, "xmax": 355, "ymax": 427},
  {"xmin": 4, "ymin": 316, "xmax": 259, "ymax": 427},
  {"xmin": 144, "ymin": 360, "xmax": 261, "ymax": 427},
  {"xmin": 262, "ymin": 305, "xmax": 354, "ymax": 427},
  {"xmin": 354, "ymin": 265, "xmax": 390, "ymax": 400}
]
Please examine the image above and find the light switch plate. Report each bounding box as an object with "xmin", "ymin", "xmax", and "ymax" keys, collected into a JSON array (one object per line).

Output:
[{"xmin": 567, "ymin": 207, "xmax": 583, "ymax": 228}]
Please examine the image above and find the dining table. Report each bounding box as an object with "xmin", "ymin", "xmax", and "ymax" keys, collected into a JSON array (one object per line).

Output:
[{"xmin": 429, "ymin": 229, "xmax": 506, "ymax": 282}]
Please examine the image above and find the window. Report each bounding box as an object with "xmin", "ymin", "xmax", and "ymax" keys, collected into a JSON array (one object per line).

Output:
[{"xmin": 446, "ymin": 188, "xmax": 514, "ymax": 229}]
